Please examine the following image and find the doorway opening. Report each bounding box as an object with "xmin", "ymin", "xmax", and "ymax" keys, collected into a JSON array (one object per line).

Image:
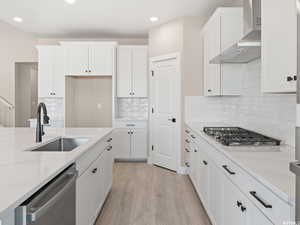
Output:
[{"xmin": 15, "ymin": 62, "xmax": 38, "ymax": 127}]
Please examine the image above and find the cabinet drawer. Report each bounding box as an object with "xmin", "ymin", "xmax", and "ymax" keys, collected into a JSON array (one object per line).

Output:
[
  {"xmin": 114, "ymin": 120, "xmax": 148, "ymax": 129},
  {"xmin": 76, "ymin": 135, "xmax": 112, "ymax": 176},
  {"xmin": 242, "ymin": 171, "xmax": 291, "ymax": 225},
  {"xmin": 221, "ymin": 154, "xmax": 291, "ymax": 224}
]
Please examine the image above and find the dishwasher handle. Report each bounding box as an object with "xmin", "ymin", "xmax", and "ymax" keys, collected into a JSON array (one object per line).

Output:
[{"xmin": 27, "ymin": 167, "xmax": 77, "ymax": 222}]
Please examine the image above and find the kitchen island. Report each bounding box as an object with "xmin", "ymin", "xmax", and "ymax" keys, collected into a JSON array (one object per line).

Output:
[{"xmin": 0, "ymin": 127, "xmax": 113, "ymax": 225}]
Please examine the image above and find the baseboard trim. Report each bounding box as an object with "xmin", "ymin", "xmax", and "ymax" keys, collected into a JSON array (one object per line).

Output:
[{"xmin": 177, "ymin": 166, "xmax": 187, "ymax": 175}]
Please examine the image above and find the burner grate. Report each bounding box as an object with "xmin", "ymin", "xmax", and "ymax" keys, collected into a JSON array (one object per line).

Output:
[{"xmin": 203, "ymin": 127, "xmax": 281, "ymax": 146}]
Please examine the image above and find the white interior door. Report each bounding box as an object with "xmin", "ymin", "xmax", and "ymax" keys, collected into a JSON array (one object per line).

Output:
[{"xmin": 151, "ymin": 55, "xmax": 180, "ymax": 171}]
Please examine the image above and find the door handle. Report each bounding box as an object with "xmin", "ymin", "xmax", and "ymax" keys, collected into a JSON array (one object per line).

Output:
[{"xmin": 168, "ymin": 118, "xmax": 176, "ymax": 123}]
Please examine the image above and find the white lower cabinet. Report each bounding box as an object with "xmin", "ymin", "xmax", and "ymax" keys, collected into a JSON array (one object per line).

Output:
[
  {"xmin": 113, "ymin": 128, "xmax": 147, "ymax": 160},
  {"xmin": 77, "ymin": 142, "xmax": 113, "ymax": 225},
  {"xmin": 185, "ymin": 127, "xmax": 290, "ymax": 225}
]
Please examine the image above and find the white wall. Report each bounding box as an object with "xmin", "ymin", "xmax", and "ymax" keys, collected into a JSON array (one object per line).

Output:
[
  {"xmin": 0, "ymin": 21, "xmax": 38, "ymax": 126},
  {"xmin": 38, "ymin": 38, "xmax": 148, "ymax": 45},
  {"xmin": 185, "ymin": 60, "xmax": 296, "ymax": 147},
  {"xmin": 148, "ymin": 18, "xmax": 183, "ymax": 58}
]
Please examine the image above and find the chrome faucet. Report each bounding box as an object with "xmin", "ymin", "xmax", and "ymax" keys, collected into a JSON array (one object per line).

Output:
[{"xmin": 36, "ymin": 102, "xmax": 50, "ymax": 143}]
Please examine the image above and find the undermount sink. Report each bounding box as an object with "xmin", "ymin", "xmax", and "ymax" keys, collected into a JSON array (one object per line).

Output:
[{"xmin": 31, "ymin": 137, "xmax": 89, "ymax": 152}]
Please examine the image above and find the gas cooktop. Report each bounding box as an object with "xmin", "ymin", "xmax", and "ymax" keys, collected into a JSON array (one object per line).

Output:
[{"xmin": 203, "ymin": 127, "xmax": 281, "ymax": 146}]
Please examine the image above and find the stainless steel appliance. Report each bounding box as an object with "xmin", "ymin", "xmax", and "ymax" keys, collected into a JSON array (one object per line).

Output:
[
  {"xmin": 203, "ymin": 127, "xmax": 281, "ymax": 146},
  {"xmin": 210, "ymin": 0, "xmax": 261, "ymax": 64},
  {"xmin": 15, "ymin": 165, "xmax": 77, "ymax": 225},
  {"xmin": 290, "ymin": 0, "xmax": 300, "ymax": 221}
]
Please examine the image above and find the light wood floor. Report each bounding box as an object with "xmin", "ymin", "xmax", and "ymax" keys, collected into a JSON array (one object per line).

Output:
[{"xmin": 95, "ymin": 162, "xmax": 212, "ymax": 225}]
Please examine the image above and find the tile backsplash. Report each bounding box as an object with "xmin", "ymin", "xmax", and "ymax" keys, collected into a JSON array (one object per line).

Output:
[
  {"xmin": 116, "ymin": 98, "xmax": 148, "ymax": 120},
  {"xmin": 185, "ymin": 60, "xmax": 296, "ymax": 147},
  {"xmin": 39, "ymin": 97, "xmax": 64, "ymax": 127}
]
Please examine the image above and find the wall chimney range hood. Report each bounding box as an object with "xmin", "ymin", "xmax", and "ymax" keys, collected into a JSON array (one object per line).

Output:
[{"xmin": 210, "ymin": 0, "xmax": 261, "ymax": 64}]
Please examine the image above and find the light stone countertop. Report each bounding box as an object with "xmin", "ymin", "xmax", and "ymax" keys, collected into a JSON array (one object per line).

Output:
[
  {"xmin": 0, "ymin": 127, "xmax": 113, "ymax": 215},
  {"xmin": 186, "ymin": 121, "xmax": 296, "ymax": 205}
]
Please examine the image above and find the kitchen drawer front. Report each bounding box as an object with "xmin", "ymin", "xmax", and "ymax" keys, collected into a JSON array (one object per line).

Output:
[
  {"xmin": 76, "ymin": 135, "xmax": 112, "ymax": 176},
  {"xmin": 114, "ymin": 120, "xmax": 148, "ymax": 129},
  {"xmin": 242, "ymin": 170, "xmax": 292, "ymax": 224},
  {"xmin": 192, "ymin": 133, "xmax": 224, "ymax": 168}
]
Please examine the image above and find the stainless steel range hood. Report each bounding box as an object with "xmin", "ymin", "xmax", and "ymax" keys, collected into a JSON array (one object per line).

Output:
[{"xmin": 210, "ymin": 0, "xmax": 261, "ymax": 64}]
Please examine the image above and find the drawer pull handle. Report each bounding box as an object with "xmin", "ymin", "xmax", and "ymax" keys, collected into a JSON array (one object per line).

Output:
[
  {"xmin": 92, "ymin": 168, "xmax": 98, "ymax": 174},
  {"xmin": 185, "ymin": 139, "xmax": 190, "ymax": 144},
  {"xmin": 202, "ymin": 160, "xmax": 208, "ymax": 166},
  {"xmin": 191, "ymin": 135, "xmax": 196, "ymax": 139},
  {"xmin": 250, "ymin": 191, "xmax": 272, "ymax": 209},
  {"xmin": 222, "ymin": 165, "xmax": 236, "ymax": 175},
  {"xmin": 185, "ymin": 148, "xmax": 190, "ymax": 153}
]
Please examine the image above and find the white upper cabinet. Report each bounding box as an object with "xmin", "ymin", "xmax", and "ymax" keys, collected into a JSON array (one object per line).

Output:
[
  {"xmin": 62, "ymin": 42, "xmax": 116, "ymax": 76},
  {"xmin": 261, "ymin": 0, "xmax": 297, "ymax": 93},
  {"xmin": 202, "ymin": 8, "xmax": 243, "ymax": 96},
  {"xmin": 89, "ymin": 45, "xmax": 114, "ymax": 75},
  {"xmin": 117, "ymin": 46, "xmax": 132, "ymax": 97},
  {"xmin": 37, "ymin": 46, "xmax": 65, "ymax": 98},
  {"xmin": 117, "ymin": 46, "xmax": 148, "ymax": 98}
]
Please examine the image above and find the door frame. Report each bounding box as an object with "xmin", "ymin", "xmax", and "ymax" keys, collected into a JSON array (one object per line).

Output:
[{"xmin": 148, "ymin": 52, "xmax": 182, "ymax": 173}]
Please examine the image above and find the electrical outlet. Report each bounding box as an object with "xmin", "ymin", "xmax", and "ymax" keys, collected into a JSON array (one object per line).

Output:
[{"xmin": 97, "ymin": 103, "xmax": 102, "ymax": 109}]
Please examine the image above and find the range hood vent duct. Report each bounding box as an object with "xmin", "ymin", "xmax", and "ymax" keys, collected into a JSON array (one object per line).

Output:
[{"xmin": 210, "ymin": 0, "xmax": 261, "ymax": 64}]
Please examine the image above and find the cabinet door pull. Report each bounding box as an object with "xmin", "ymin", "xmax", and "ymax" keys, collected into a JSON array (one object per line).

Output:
[
  {"xmin": 222, "ymin": 165, "xmax": 236, "ymax": 175},
  {"xmin": 207, "ymin": 89, "xmax": 212, "ymax": 92},
  {"xmin": 92, "ymin": 168, "xmax": 98, "ymax": 174},
  {"xmin": 185, "ymin": 130, "xmax": 190, "ymax": 134},
  {"xmin": 185, "ymin": 162, "xmax": 190, "ymax": 168},
  {"xmin": 107, "ymin": 138, "xmax": 112, "ymax": 143},
  {"xmin": 287, "ymin": 76, "xmax": 293, "ymax": 82},
  {"xmin": 249, "ymin": 191, "xmax": 272, "ymax": 208},
  {"xmin": 294, "ymin": 75, "xmax": 297, "ymax": 81},
  {"xmin": 194, "ymin": 149, "xmax": 198, "ymax": 153},
  {"xmin": 107, "ymin": 146, "xmax": 112, "ymax": 151},
  {"xmin": 185, "ymin": 139, "xmax": 190, "ymax": 144},
  {"xmin": 241, "ymin": 206, "xmax": 247, "ymax": 212},
  {"xmin": 185, "ymin": 148, "xmax": 190, "ymax": 153},
  {"xmin": 236, "ymin": 201, "xmax": 242, "ymax": 207},
  {"xmin": 202, "ymin": 160, "xmax": 208, "ymax": 165},
  {"xmin": 191, "ymin": 135, "xmax": 196, "ymax": 139}
]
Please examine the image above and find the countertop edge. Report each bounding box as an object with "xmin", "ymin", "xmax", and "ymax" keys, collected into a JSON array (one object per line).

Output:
[
  {"xmin": 0, "ymin": 128, "xmax": 113, "ymax": 215},
  {"xmin": 185, "ymin": 122, "xmax": 295, "ymax": 206}
]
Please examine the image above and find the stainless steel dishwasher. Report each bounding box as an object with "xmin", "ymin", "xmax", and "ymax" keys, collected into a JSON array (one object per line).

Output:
[{"xmin": 15, "ymin": 164, "xmax": 77, "ymax": 225}]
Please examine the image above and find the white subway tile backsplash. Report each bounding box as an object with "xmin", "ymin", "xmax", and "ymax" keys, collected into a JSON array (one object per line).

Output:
[
  {"xmin": 116, "ymin": 98, "xmax": 148, "ymax": 120},
  {"xmin": 39, "ymin": 98, "xmax": 64, "ymax": 127},
  {"xmin": 185, "ymin": 60, "xmax": 296, "ymax": 147}
]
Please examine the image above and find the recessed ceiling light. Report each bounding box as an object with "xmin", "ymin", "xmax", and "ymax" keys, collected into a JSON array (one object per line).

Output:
[
  {"xmin": 150, "ymin": 17, "xmax": 159, "ymax": 22},
  {"xmin": 65, "ymin": 0, "xmax": 76, "ymax": 4},
  {"xmin": 13, "ymin": 17, "xmax": 23, "ymax": 23}
]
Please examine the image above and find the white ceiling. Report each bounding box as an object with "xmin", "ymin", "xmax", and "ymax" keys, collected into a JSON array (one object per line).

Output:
[{"xmin": 0, "ymin": 0, "xmax": 238, "ymax": 38}]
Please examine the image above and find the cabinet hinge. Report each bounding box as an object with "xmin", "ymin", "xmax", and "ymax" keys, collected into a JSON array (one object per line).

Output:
[
  {"xmin": 152, "ymin": 145, "xmax": 154, "ymax": 151},
  {"xmin": 151, "ymin": 71, "xmax": 154, "ymax": 77}
]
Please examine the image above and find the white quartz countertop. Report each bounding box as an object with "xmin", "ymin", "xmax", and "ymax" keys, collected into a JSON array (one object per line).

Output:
[
  {"xmin": 186, "ymin": 122, "xmax": 296, "ymax": 205},
  {"xmin": 0, "ymin": 127, "xmax": 113, "ymax": 214}
]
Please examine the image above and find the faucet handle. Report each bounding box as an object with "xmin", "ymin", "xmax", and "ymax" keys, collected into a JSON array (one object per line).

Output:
[{"xmin": 43, "ymin": 115, "xmax": 50, "ymax": 124}]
